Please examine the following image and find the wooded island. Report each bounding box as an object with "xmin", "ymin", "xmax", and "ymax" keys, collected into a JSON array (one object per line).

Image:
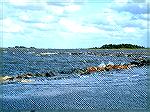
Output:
[{"xmin": 90, "ymin": 44, "xmax": 145, "ymax": 49}]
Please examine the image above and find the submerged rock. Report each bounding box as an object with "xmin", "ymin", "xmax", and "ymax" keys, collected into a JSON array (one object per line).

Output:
[
  {"xmin": 142, "ymin": 58, "xmax": 150, "ymax": 66},
  {"xmin": 15, "ymin": 73, "xmax": 34, "ymax": 79},
  {"xmin": 59, "ymin": 68, "xmax": 76, "ymax": 74},
  {"xmin": 74, "ymin": 68, "xmax": 90, "ymax": 75},
  {"xmin": 97, "ymin": 66, "xmax": 105, "ymax": 71},
  {"xmin": 105, "ymin": 65, "xmax": 113, "ymax": 71},
  {"xmin": 45, "ymin": 71, "xmax": 55, "ymax": 77},
  {"xmin": 130, "ymin": 58, "xmax": 150, "ymax": 66},
  {"xmin": 0, "ymin": 71, "xmax": 57, "ymax": 84},
  {"xmin": 23, "ymin": 73, "xmax": 33, "ymax": 79},
  {"xmin": 0, "ymin": 76, "xmax": 14, "ymax": 83},
  {"xmin": 2, "ymin": 76, "xmax": 14, "ymax": 81}
]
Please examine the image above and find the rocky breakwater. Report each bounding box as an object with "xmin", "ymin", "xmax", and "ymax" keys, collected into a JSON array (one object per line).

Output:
[
  {"xmin": 77, "ymin": 57, "xmax": 150, "ymax": 75},
  {"xmin": 0, "ymin": 71, "xmax": 56, "ymax": 84},
  {"xmin": 1, "ymin": 57, "xmax": 149, "ymax": 84}
]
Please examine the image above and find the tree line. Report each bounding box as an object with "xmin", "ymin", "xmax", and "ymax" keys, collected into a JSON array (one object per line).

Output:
[{"xmin": 92, "ymin": 44, "xmax": 145, "ymax": 49}]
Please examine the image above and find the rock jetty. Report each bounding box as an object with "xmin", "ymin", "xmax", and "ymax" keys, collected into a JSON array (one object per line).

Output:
[
  {"xmin": 0, "ymin": 57, "xmax": 149, "ymax": 84},
  {"xmin": 77, "ymin": 57, "xmax": 150, "ymax": 75}
]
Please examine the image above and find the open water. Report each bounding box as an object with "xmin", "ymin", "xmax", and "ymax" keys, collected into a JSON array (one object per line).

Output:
[{"xmin": 0, "ymin": 48, "xmax": 149, "ymax": 112}]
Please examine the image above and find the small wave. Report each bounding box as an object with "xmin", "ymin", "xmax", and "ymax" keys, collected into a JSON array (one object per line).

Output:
[{"xmin": 40, "ymin": 52, "xmax": 58, "ymax": 56}]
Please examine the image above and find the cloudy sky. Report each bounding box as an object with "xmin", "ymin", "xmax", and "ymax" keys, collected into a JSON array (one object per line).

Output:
[{"xmin": 0, "ymin": 0, "xmax": 149, "ymax": 48}]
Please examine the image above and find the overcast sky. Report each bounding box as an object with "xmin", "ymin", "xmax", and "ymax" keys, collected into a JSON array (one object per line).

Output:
[{"xmin": 0, "ymin": 0, "xmax": 149, "ymax": 48}]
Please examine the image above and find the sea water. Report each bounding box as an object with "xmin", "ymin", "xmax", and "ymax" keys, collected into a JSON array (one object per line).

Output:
[{"xmin": 0, "ymin": 48, "xmax": 149, "ymax": 112}]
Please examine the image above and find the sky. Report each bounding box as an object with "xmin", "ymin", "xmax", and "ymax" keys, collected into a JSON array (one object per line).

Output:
[{"xmin": 0, "ymin": 0, "xmax": 149, "ymax": 48}]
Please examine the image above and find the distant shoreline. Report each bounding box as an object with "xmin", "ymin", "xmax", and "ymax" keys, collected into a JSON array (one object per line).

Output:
[
  {"xmin": 1, "ymin": 44, "xmax": 149, "ymax": 50},
  {"xmin": 1, "ymin": 47, "xmax": 149, "ymax": 50},
  {"xmin": 88, "ymin": 48, "xmax": 149, "ymax": 50},
  {"xmin": 89, "ymin": 44, "xmax": 146, "ymax": 49}
]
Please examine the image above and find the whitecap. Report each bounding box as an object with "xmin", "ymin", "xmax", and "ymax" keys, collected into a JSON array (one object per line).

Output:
[
  {"xmin": 120, "ymin": 62, "xmax": 125, "ymax": 65},
  {"xmin": 107, "ymin": 61, "xmax": 114, "ymax": 65},
  {"xmin": 98, "ymin": 61, "xmax": 106, "ymax": 67}
]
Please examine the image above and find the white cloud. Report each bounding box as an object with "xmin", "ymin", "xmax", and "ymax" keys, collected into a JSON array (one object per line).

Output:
[
  {"xmin": 9, "ymin": 0, "xmax": 29, "ymax": 6},
  {"xmin": 114, "ymin": 0, "xmax": 129, "ymax": 5},
  {"xmin": 34, "ymin": 23, "xmax": 48, "ymax": 29},
  {"xmin": 106, "ymin": 27, "xmax": 145, "ymax": 40},
  {"xmin": 2, "ymin": 0, "xmax": 147, "ymax": 48},
  {"xmin": 141, "ymin": 14, "xmax": 147, "ymax": 18},
  {"xmin": 146, "ymin": 0, "xmax": 150, "ymax": 3},
  {"xmin": 8, "ymin": 0, "xmax": 46, "ymax": 6},
  {"xmin": 92, "ymin": 8, "xmax": 132, "ymax": 27},
  {"xmin": 1, "ymin": 18, "xmax": 23, "ymax": 33},
  {"xmin": 137, "ymin": 19, "xmax": 147, "ymax": 28},
  {"xmin": 65, "ymin": 5, "xmax": 81, "ymax": 12},
  {"xmin": 129, "ymin": 19, "xmax": 147, "ymax": 29},
  {"xmin": 59, "ymin": 18, "xmax": 104, "ymax": 33},
  {"xmin": 19, "ymin": 14, "xmax": 30, "ymax": 21},
  {"xmin": 33, "ymin": 22, "xmax": 58, "ymax": 31},
  {"xmin": 106, "ymin": 15, "xmax": 116, "ymax": 25},
  {"xmin": 18, "ymin": 10, "xmax": 55, "ymax": 24},
  {"xmin": 124, "ymin": 27, "xmax": 136, "ymax": 32},
  {"xmin": 44, "ymin": 3, "xmax": 81, "ymax": 16},
  {"xmin": 42, "ymin": 15, "xmax": 54, "ymax": 22},
  {"xmin": 108, "ymin": 12, "xmax": 132, "ymax": 25},
  {"xmin": 50, "ymin": 6, "xmax": 65, "ymax": 15}
]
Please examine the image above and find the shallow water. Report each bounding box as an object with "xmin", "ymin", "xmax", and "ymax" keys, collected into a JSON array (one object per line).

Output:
[{"xmin": 0, "ymin": 48, "xmax": 149, "ymax": 111}]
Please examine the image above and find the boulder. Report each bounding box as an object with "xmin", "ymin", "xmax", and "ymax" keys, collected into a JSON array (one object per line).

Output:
[
  {"xmin": 87, "ymin": 66, "xmax": 97, "ymax": 73},
  {"xmin": 97, "ymin": 67, "xmax": 105, "ymax": 71},
  {"xmin": 75, "ymin": 69, "xmax": 90, "ymax": 75},
  {"xmin": 45, "ymin": 71, "xmax": 55, "ymax": 77},
  {"xmin": 141, "ymin": 58, "xmax": 150, "ymax": 66},
  {"xmin": 130, "ymin": 61, "xmax": 140, "ymax": 66},
  {"xmin": 16, "ymin": 75, "xmax": 24, "ymax": 79},
  {"xmin": 0, "ymin": 76, "xmax": 14, "ymax": 83},
  {"xmin": 105, "ymin": 65, "xmax": 113, "ymax": 71},
  {"xmin": 21, "ymin": 73, "xmax": 34, "ymax": 79},
  {"xmin": 130, "ymin": 58, "xmax": 150, "ymax": 66}
]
